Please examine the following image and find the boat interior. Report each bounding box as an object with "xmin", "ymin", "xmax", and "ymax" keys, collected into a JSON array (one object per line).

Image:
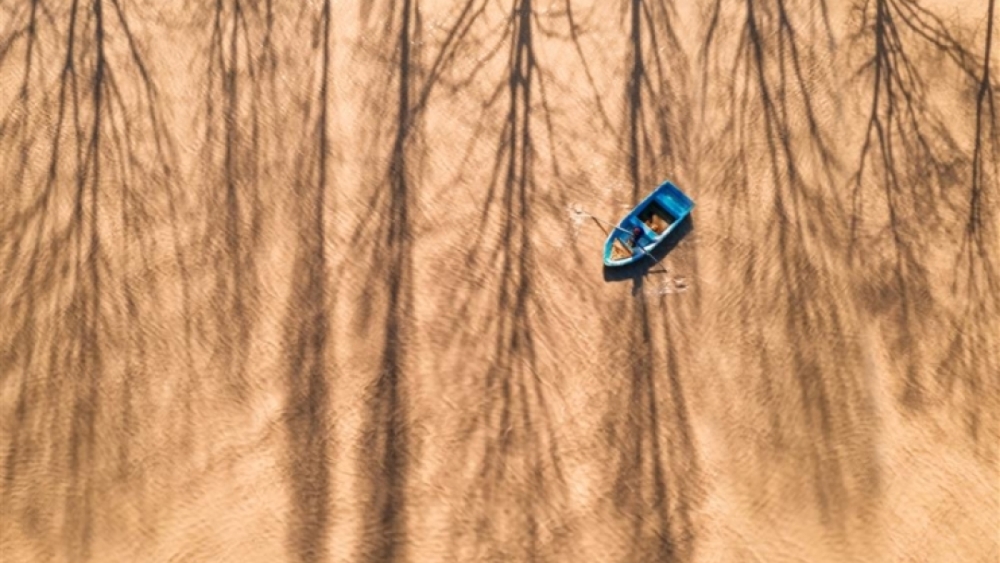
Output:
[
  {"xmin": 639, "ymin": 201, "xmax": 675, "ymax": 234},
  {"xmin": 608, "ymin": 201, "xmax": 679, "ymax": 262}
]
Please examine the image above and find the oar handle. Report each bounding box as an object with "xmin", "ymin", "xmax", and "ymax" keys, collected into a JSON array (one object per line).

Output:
[{"xmin": 591, "ymin": 215, "xmax": 632, "ymax": 237}]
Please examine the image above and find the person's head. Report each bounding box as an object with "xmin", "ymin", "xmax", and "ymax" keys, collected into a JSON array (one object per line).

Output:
[{"xmin": 633, "ymin": 227, "xmax": 642, "ymax": 237}]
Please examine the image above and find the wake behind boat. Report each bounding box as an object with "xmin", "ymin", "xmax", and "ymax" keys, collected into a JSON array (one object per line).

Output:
[{"xmin": 603, "ymin": 181, "xmax": 695, "ymax": 267}]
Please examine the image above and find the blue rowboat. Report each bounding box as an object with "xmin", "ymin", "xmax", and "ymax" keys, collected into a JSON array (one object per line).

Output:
[{"xmin": 603, "ymin": 180, "xmax": 695, "ymax": 267}]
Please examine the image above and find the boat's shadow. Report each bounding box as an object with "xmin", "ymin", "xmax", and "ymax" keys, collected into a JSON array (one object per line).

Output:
[{"xmin": 602, "ymin": 217, "xmax": 694, "ymax": 283}]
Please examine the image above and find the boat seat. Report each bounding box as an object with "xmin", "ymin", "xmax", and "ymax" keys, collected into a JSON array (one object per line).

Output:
[
  {"xmin": 610, "ymin": 238, "xmax": 634, "ymax": 260},
  {"xmin": 644, "ymin": 213, "xmax": 669, "ymax": 234}
]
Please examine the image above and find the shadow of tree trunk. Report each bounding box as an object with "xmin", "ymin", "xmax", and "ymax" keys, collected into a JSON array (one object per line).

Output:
[
  {"xmin": 1, "ymin": 0, "xmax": 181, "ymax": 558},
  {"xmin": 848, "ymin": 0, "xmax": 992, "ymax": 429},
  {"xmin": 597, "ymin": 2, "xmax": 700, "ymax": 561},
  {"xmin": 351, "ymin": 1, "xmax": 421, "ymax": 562},
  {"xmin": 423, "ymin": 1, "xmax": 570, "ymax": 561},
  {"xmin": 939, "ymin": 0, "xmax": 1000, "ymax": 460},
  {"xmin": 280, "ymin": 1, "xmax": 334, "ymax": 562},
  {"xmin": 700, "ymin": 0, "xmax": 881, "ymax": 535},
  {"xmin": 194, "ymin": 0, "xmax": 278, "ymax": 397}
]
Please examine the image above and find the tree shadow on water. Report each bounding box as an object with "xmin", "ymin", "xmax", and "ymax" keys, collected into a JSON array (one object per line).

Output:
[
  {"xmin": 937, "ymin": 0, "xmax": 999, "ymax": 460},
  {"xmin": 596, "ymin": 1, "xmax": 702, "ymax": 559},
  {"xmin": 279, "ymin": 2, "xmax": 334, "ymax": 562},
  {"xmin": 188, "ymin": 0, "xmax": 280, "ymax": 399},
  {"xmin": 1, "ymin": 0, "xmax": 186, "ymax": 558},
  {"xmin": 349, "ymin": 1, "xmax": 556, "ymax": 560},
  {"xmin": 600, "ymin": 292, "xmax": 701, "ymax": 562},
  {"xmin": 849, "ymin": 0, "xmax": 998, "ymax": 453},
  {"xmin": 350, "ymin": 1, "xmax": 425, "ymax": 561},
  {"xmin": 425, "ymin": 1, "xmax": 572, "ymax": 560},
  {"xmin": 701, "ymin": 0, "xmax": 882, "ymax": 534}
]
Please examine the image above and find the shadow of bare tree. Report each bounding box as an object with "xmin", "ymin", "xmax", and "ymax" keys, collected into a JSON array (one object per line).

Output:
[
  {"xmin": 848, "ymin": 0, "xmax": 998, "ymax": 455},
  {"xmin": 595, "ymin": 2, "xmax": 701, "ymax": 560},
  {"xmin": 420, "ymin": 2, "xmax": 572, "ymax": 561},
  {"xmin": 280, "ymin": 1, "xmax": 334, "ymax": 562},
  {"xmin": 937, "ymin": 0, "xmax": 999, "ymax": 460},
  {"xmin": 190, "ymin": 0, "xmax": 279, "ymax": 397},
  {"xmin": 700, "ymin": 0, "xmax": 881, "ymax": 534},
  {"xmin": 350, "ymin": 1, "xmax": 423, "ymax": 561},
  {"xmin": 1, "ymin": 0, "xmax": 183, "ymax": 558}
]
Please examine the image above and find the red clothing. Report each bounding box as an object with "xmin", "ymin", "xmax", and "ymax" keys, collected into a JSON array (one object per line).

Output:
[{"xmin": 630, "ymin": 227, "xmax": 642, "ymax": 246}]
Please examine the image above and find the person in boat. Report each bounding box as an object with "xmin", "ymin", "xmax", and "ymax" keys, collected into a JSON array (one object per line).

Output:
[{"xmin": 629, "ymin": 226, "xmax": 642, "ymax": 247}]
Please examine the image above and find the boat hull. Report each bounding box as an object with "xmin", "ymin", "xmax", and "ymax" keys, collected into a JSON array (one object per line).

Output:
[{"xmin": 602, "ymin": 181, "xmax": 695, "ymax": 267}]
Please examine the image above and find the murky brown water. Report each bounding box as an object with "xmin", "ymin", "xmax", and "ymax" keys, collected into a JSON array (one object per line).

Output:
[{"xmin": 1, "ymin": 1, "xmax": 997, "ymax": 561}]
